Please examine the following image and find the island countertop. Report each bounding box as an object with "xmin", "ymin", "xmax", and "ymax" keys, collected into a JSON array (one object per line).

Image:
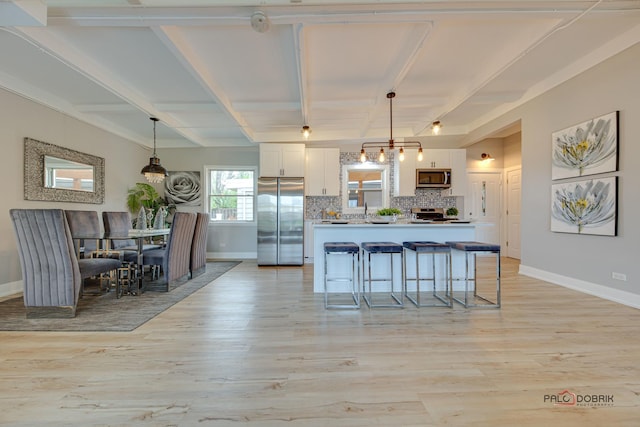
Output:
[{"xmin": 312, "ymin": 221, "xmax": 477, "ymax": 293}]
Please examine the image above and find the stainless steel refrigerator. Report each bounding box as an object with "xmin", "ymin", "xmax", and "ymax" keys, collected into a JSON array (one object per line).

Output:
[{"xmin": 257, "ymin": 177, "xmax": 304, "ymax": 266}]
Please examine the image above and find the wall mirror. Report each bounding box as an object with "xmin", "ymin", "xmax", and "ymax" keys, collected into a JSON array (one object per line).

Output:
[
  {"xmin": 342, "ymin": 163, "xmax": 389, "ymax": 213},
  {"xmin": 24, "ymin": 137, "xmax": 105, "ymax": 204}
]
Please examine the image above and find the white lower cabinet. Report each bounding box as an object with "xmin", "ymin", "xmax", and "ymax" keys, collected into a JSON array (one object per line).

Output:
[{"xmin": 304, "ymin": 221, "xmax": 315, "ymax": 263}]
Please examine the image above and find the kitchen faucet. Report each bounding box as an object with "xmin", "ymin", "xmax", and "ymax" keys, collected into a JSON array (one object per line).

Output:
[{"xmin": 364, "ymin": 202, "xmax": 368, "ymax": 216}]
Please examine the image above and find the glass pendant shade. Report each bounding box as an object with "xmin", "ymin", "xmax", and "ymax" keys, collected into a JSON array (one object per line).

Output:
[{"xmin": 141, "ymin": 156, "xmax": 168, "ymax": 183}]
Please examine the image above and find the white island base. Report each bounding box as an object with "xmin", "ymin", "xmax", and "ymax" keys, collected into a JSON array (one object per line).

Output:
[{"xmin": 313, "ymin": 222, "xmax": 477, "ymax": 293}]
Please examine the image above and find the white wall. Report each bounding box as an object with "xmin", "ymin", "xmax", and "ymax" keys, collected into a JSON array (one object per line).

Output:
[
  {"xmin": 463, "ymin": 42, "xmax": 640, "ymax": 306},
  {"xmin": 156, "ymin": 146, "xmax": 259, "ymax": 259},
  {"xmin": 0, "ymin": 87, "xmax": 149, "ymax": 296}
]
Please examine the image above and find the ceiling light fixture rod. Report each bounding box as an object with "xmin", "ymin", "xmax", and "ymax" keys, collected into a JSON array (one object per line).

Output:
[{"xmin": 360, "ymin": 91, "xmax": 422, "ymax": 163}]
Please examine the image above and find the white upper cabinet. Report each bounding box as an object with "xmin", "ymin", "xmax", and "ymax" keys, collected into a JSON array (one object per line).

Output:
[
  {"xmin": 259, "ymin": 143, "xmax": 305, "ymax": 177},
  {"xmin": 395, "ymin": 148, "xmax": 467, "ymax": 196},
  {"xmin": 423, "ymin": 149, "xmax": 451, "ymax": 168},
  {"xmin": 445, "ymin": 149, "xmax": 467, "ymax": 196},
  {"xmin": 305, "ymin": 148, "xmax": 340, "ymax": 196}
]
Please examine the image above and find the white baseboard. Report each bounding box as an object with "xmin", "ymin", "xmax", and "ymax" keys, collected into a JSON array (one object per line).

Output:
[
  {"xmin": 208, "ymin": 251, "xmax": 256, "ymax": 260},
  {"xmin": 0, "ymin": 280, "xmax": 23, "ymax": 299},
  {"xmin": 519, "ymin": 264, "xmax": 640, "ymax": 309}
]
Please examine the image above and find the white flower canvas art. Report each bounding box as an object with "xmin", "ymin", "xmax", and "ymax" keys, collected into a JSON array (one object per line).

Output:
[
  {"xmin": 551, "ymin": 177, "xmax": 617, "ymax": 236},
  {"xmin": 551, "ymin": 111, "xmax": 618, "ymax": 180}
]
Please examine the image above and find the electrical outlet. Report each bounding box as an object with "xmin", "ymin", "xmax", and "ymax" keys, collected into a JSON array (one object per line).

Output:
[{"xmin": 612, "ymin": 272, "xmax": 627, "ymax": 281}]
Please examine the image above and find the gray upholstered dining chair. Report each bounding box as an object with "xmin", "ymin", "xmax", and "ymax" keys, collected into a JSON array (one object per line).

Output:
[
  {"xmin": 142, "ymin": 212, "xmax": 197, "ymax": 291},
  {"xmin": 102, "ymin": 211, "xmax": 161, "ymax": 263},
  {"xmin": 65, "ymin": 209, "xmax": 124, "ymax": 294},
  {"xmin": 9, "ymin": 209, "xmax": 121, "ymax": 318},
  {"xmin": 190, "ymin": 212, "xmax": 209, "ymax": 278},
  {"xmin": 64, "ymin": 209, "xmax": 101, "ymax": 258}
]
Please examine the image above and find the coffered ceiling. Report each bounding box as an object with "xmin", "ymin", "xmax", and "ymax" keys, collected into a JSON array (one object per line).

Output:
[{"xmin": 1, "ymin": 1, "xmax": 639, "ymax": 149}]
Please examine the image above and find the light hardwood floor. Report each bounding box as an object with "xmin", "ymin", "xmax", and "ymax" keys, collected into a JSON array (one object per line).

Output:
[{"xmin": 1, "ymin": 258, "xmax": 639, "ymax": 426}]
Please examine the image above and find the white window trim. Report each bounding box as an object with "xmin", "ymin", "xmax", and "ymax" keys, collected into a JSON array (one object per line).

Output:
[
  {"xmin": 204, "ymin": 165, "xmax": 258, "ymax": 224},
  {"xmin": 342, "ymin": 163, "xmax": 389, "ymax": 215}
]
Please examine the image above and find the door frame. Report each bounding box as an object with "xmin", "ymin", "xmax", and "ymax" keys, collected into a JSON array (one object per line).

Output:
[
  {"xmin": 504, "ymin": 165, "xmax": 522, "ymax": 260},
  {"xmin": 466, "ymin": 168, "xmax": 503, "ymax": 246}
]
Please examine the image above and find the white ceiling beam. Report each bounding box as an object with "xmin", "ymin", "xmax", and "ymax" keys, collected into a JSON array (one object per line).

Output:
[
  {"xmin": 360, "ymin": 21, "xmax": 433, "ymax": 138},
  {"xmin": 11, "ymin": 26, "xmax": 209, "ymax": 147},
  {"xmin": 293, "ymin": 23, "xmax": 310, "ymax": 127},
  {"xmin": 151, "ymin": 25, "xmax": 256, "ymax": 142},
  {"xmin": 0, "ymin": 1, "xmax": 47, "ymax": 27},
  {"xmin": 46, "ymin": 4, "xmax": 629, "ymax": 27},
  {"xmin": 464, "ymin": 20, "xmax": 640, "ymax": 137},
  {"xmin": 232, "ymin": 101, "xmax": 300, "ymax": 112},
  {"xmin": 415, "ymin": 0, "xmax": 616, "ymax": 135}
]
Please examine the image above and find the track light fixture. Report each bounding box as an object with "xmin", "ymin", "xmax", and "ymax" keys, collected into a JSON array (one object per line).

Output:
[
  {"xmin": 431, "ymin": 120, "xmax": 442, "ymax": 135},
  {"xmin": 141, "ymin": 117, "xmax": 168, "ymax": 183},
  {"xmin": 359, "ymin": 91, "xmax": 423, "ymax": 163},
  {"xmin": 301, "ymin": 125, "xmax": 311, "ymax": 139}
]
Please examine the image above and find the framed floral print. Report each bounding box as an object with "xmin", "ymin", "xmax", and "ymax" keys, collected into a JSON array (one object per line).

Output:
[
  {"xmin": 551, "ymin": 111, "xmax": 618, "ymax": 180},
  {"xmin": 550, "ymin": 176, "xmax": 617, "ymax": 236},
  {"xmin": 164, "ymin": 171, "xmax": 201, "ymax": 206}
]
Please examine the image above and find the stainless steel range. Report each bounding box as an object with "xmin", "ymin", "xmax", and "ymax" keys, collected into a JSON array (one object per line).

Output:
[{"xmin": 410, "ymin": 207, "xmax": 448, "ymax": 222}]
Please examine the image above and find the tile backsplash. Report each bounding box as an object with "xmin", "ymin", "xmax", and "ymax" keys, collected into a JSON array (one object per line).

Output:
[{"xmin": 305, "ymin": 151, "xmax": 458, "ymax": 219}]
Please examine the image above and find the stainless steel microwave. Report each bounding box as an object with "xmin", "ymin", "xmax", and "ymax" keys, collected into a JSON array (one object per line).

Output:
[{"xmin": 416, "ymin": 168, "xmax": 451, "ymax": 188}]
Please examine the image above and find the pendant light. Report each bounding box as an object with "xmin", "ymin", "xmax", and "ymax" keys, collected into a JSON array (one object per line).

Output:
[
  {"xmin": 301, "ymin": 125, "xmax": 311, "ymax": 139},
  {"xmin": 431, "ymin": 120, "xmax": 442, "ymax": 135},
  {"xmin": 141, "ymin": 117, "xmax": 168, "ymax": 184},
  {"xmin": 360, "ymin": 91, "xmax": 423, "ymax": 163}
]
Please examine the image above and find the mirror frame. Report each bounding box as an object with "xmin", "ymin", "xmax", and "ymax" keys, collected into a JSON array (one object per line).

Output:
[
  {"xmin": 24, "ymin": 137, "xmax": 105, "ymax": 204},
  {"xmin": 342, "ymin": 163, "xmax": 389, "ymax": 214}
]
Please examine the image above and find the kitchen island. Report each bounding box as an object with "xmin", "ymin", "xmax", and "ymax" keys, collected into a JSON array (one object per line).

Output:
[{"xmin": 313, "ymin": 221, "xmax": 476, "ymax": 293}]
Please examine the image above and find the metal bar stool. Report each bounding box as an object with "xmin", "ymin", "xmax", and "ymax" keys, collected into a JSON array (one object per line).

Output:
[
  {"xmin": 360, "ymin": 242, "xmax": 404, "ymax": 308},
  {"xmin": 324, "ymin": 242, "xmax": 360, "ymax": 309},
  {"xmin": 446, "ymin": 241, "xmax": 501, "ymax": 308},
  {"xmin": 402, "ymin": 241, "xmax": 452, "ymax": 307}
]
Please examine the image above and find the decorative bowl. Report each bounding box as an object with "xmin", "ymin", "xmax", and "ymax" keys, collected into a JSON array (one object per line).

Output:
[{"xmin": 377, "ymin": 215, "xmax": 397, "ymax": 223}]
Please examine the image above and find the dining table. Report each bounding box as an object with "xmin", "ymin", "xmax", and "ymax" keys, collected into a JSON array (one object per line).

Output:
[{"xmin": 73, "ymin": 228, "xmax": 171, "ymax": 297}]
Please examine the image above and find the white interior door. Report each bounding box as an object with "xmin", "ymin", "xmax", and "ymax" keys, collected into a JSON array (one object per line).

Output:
[
  {"xmin": 466, "ymin": 172, "xmax": 501, "ymax": 245},
  {"xmin": 506, "ymin": 168, "xmax": 522, "ymax": 259}
]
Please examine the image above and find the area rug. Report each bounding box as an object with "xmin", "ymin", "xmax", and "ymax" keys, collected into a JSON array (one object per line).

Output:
[{"xmin": 0, "ymin": 261, "xmax": 240, "ymax": 332}]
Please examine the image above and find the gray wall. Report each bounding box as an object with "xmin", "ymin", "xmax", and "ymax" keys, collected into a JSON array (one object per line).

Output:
[
  {"xmin": 2, "ymin": 41, "xmax": 638, "ymax": 302},
  {"xmin": 503, "ymin": 132, "xmax": 522, "ymax": 169},
  {"xmin": 464, "ymin": 42, "xmax": 639, "ymax": 301},
  {"xmin": 0, "ymin": 87, "xmax": 149, "ymax": 295},
  {"xmin": 156, "ymin": 147, "xmax": 259, "ymax": 259}
]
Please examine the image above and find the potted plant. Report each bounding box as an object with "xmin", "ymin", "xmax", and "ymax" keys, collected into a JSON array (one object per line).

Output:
[
  {"xmin": 446, "ymin": 206, "xmax": 459, "ymax": 218},
  {"xmin": 126, "ymin": 183, "xmax": 174, "ymax": 228},
  {"xmin": 376, "ymin": 207, "xmax": 402, "ymax": 222}
]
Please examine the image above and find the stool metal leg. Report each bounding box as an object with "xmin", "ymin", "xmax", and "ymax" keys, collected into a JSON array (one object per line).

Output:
[
  {"xmin": 404, "ymin": 248, "xmax": 452, "ymax": 308},
  {"xmin": 452, "ymin": 249, "xmax": 500, "ymax": 308},
  {"xmin": 362, "ymin": 250, "xmax": 404, "ymax": 308},
  {"xmin": 324, "ymin": 250, "xmax": 360, "ymax": 309}
]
